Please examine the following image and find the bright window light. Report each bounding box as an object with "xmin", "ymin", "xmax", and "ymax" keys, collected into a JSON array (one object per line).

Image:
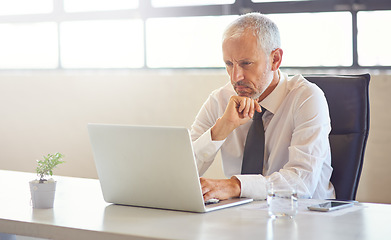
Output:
[
  {"xmin": 64, "ymin": 0, "xmax": 138, "ymax": 12},
  {"xmin": 252, "ymin": 0, "xmax": 312, "ymax": 2},
  {"xmin": 267, "ymin": 12, "xmax": 352, "ymax": 67},
  {"xmin": 151, "ymin": 0, "xmax": 234, "ymax": 7},
  {"xmin": 60, "ymin": 20, "xmax": 144, "ymax": 68},
  {"xmin": 0, "ymin": 0, "xmax": 52, "ymax": 15},
  {"xmin": 357, "ymin": 10, "xmax": 391, "ymax": 66},
  {"xmin": 0, "ymin": 22, "xmax": 58, "ymax": 69},
  {"xmin": 146, "ymin": 15, "xmax": 237, "ymax": 68}
]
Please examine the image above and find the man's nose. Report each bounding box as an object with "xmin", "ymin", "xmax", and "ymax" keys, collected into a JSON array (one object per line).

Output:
[{"xmin": 231, "ymin": 64, "xmax": 244, "ymax": 83}]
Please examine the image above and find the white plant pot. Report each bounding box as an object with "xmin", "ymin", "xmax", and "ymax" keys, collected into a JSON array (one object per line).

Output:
[{"xmin": 29, "ymin": 180, "xmax": 57, "ymax": 209}]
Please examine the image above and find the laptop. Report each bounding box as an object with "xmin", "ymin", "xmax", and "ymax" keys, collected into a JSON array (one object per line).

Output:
[{"xmin": 87, "ymin": 123, "xmax": 253, "ymax": 213}]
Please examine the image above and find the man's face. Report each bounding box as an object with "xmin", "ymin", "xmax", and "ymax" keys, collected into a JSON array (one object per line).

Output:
[{"xmin": 222, "ymin": 31, "xmax": 273, "ymax": 100}]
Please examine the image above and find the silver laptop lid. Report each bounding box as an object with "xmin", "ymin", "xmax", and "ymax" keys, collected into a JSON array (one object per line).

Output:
[
  {"xmin": 88, "ymin": 124, "xmax": 207, "ymax": 212},
  {"xmin": 88, "ymin": 123, "xmax": 253, "ymax": 213}
]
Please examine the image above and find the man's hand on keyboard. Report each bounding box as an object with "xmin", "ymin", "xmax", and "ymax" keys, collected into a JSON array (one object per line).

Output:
[{"xmin": 200, "ymin": 177, "xmax": 241, "ymax": 201}]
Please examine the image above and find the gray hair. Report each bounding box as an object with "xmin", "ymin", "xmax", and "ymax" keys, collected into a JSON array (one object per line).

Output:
[{"xmin": 223, "ymin": 12, "xmax": 281, "ymax": 56}]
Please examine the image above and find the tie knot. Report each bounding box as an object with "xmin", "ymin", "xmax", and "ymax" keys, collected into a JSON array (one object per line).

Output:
[{"xmin": 253, "ymin": 107, "xmax": 266, "ymax": 120}]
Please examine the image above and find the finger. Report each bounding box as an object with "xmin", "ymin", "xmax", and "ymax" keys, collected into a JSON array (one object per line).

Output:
[
  {"xmin": 202, "ymin": 184, "xmax": 210, "ymax": 195},
  {"xmin": 202, "ymin": 187, "xmax": 209, "ymax": 196},
  {"xmin": 237, "ymin": 97, "xmax": 246, "ymax": 113},
  {"xmin": 254, "ymin": 101, "xmax": 262, "ymax": 113},
  {"xmin": 203, "ymin": 191, "xmax": 216, "ymax": 201},
  {"xmin": 200, "ymin": 178, "xmax": 209, "ymax": 195},
  {"xmin": 200, "ymin": 178, "xmax": 217, "ymax": 201},
  {"xmin": 242, "ymin": 98, "xmax": 252, "ymax": 118},
  {"xmin": 248, "ymin": 99, "xmax": 255, "ymax": 118}
]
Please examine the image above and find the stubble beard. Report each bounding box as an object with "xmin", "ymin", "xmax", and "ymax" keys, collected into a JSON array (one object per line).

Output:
[{"xmin": 234, "ymin": 67, "xmax": 273, "ymax": 101}]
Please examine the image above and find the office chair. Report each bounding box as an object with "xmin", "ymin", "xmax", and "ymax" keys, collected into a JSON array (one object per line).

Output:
[{"xmin": 305, "ymin": 74, "xmax": 370, "ymax": 200}]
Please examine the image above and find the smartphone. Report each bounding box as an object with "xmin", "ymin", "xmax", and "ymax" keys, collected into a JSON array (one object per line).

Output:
[{"xmin": 307, "ymin": 201, "xmax": 354, "ymax": 212}]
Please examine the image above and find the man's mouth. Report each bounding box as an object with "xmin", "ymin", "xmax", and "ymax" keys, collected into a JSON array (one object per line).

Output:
[
  {"xmin": 234, "ymin": 81, "xmax": 253, "ymax": 94},
  {"xmin": 235, "ymin": 85, "xmax": 250, "ymax": 91},
  {"xmin": 233, "ymin": 81, "xmax": 261, "ymax": 99},
  {"xmin": 234, "ymin": 81, "xmax": 249, "ymax": 88}
]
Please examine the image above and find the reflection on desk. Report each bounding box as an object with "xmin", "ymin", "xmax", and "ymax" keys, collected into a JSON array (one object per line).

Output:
[{"xmin": 0, "ymin": 170, "xmax": 390, "ymax": 240}]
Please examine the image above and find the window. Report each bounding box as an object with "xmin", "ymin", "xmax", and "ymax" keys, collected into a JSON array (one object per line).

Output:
[
  {"xmin": 357, "ymin": 10, "xmax": 391, "ymax": 66},
  {"xmin": 151, "ymin": 0, "xmax": 234, "ymax": 8},
  {"xmin": 252, "ymin": 0, "xmax": 312, "ymax": 2},
  {"xmin": 0, "ymin": 1, "xmax": 390, "ymax": 70},
  {"xmin": 146, "ymin": 15, "xmax": 237, "ymax": 68},
  {"xmin": 0, "ymin": 0, "xmax": 52, "ymax": 15},
  {"xmin": 0, "ymin": 22, "xmax": 58, "ymax": 69},
  {"xmin": 267, "ymin": 12, "xmax": 352, "ymax": 67},
  {"xmin": 64, "ymin": 0, "xmax": 138, "ymax": 12},
  {"xmin": 60, "ymin": 20, "xmax": 144, "ymax": 68}
]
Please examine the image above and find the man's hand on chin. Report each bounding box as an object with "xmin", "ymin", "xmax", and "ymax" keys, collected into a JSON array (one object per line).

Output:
[
  {"xmin": 200, "ymin": 177, "xmax": 241, "ymax": 201},
  {"xmin": 211, "ymin": 96, "xmax": 261, "ymax": 141}
]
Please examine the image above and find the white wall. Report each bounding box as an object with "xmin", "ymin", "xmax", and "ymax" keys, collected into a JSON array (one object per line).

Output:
[
  {"xmin": 0, "ymin": 70, "xmax": 390, "ymax": 203},
  {"xmin": 357, "ymin": 74, "xmax": 391, "ymax": 204},
  {"xmin": 0, "ymin": 70, "xmax": 227, "ymax": 178}
]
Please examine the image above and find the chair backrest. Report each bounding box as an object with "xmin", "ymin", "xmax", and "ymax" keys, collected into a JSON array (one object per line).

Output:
[{"xmin": 305, "ymin": 74, "xmax": 370, "ymax": 200}]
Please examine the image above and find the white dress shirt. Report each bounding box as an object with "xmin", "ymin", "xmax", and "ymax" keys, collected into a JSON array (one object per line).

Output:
[{"xmin": 190, "ymin": 70, "xmax": 335, "ymax": 200}]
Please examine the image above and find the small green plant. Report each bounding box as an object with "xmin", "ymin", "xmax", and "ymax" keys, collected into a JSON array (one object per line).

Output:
[{"xmin": 36, "ymin": 152, "xmax": 65, "ymax": 183}]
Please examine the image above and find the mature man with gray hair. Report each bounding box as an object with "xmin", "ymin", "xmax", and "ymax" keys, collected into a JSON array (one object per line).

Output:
[{"xmin": 191, "ymin": 12, "xmax": 335, "ymax": 201}]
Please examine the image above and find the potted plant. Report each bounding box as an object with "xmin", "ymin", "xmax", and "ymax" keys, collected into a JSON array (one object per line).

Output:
[{"xmin": 29, "ymin": 152, "xmax": 65, "ymax": 209}]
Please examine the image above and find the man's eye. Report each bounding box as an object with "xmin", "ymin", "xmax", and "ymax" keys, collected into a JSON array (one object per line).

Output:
[
  {"xmin": 225, "ymin": 62, "xmax": 233, "ymax": 67},
  {"xmin": 242, "ymin": 62, "xmax": 252, "ymax": 66}
]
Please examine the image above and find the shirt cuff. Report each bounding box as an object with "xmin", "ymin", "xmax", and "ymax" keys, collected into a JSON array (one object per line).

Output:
[
  {"xmin": 234, "ymin": 174, "xmax": 267, "ymax": 200},
  {"xmin": 193, "ymin": 128, "xmax": 225, "ymax": 163}
]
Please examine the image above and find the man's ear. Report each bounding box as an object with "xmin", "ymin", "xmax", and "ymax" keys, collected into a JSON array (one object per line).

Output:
[{"xmin": 270, "ymin": 48, "xmax": 283, "ymax": 71}]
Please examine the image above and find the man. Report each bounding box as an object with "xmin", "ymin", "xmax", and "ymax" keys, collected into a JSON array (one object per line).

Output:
[{"xmin": 190, "ymin": 12, "xmax": 335, "ymax": 201}]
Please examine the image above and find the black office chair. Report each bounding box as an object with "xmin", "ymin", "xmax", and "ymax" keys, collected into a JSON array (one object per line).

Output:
[{"xmin": 305, "ymin": 74, "xmax": 370, "ymax": 200}]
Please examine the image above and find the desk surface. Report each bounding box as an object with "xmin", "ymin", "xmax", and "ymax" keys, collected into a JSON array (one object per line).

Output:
[{"xmin": 1, "ymin": 170, "xmax": 390, "ymax": 240}]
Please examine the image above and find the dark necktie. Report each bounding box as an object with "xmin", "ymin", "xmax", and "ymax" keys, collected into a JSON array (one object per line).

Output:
[{"xmin": 241, "ymin": 107, "xmax": 266, "ymax": 174}]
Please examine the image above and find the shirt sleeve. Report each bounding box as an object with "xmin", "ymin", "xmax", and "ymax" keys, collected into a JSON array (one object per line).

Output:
[
  {"xmin": 192, "ymin": 128, "xmax": 225, "ymax": 176},
  {"xmin": 190, "ymin": 93, "xmax": 225, "ymax": 176},
  {"xmin": 234, "ymin": 174, "xmax": 268, "ymax": 200}
]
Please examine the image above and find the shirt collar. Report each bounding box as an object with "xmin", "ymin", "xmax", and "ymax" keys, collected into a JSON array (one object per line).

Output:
[{"xmin": 260, "ymin": 69, "xmax": 288, "ymax": 114}]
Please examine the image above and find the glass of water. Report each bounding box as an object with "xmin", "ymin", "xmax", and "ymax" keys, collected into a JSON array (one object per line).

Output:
[{"xmin": 267, "ymin": 181, "xmax": 298, "ymax": 218}]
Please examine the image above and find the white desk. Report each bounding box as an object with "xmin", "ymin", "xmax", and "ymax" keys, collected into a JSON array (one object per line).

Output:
[{"xmin": 1, "ymin": 170, "xmax": 390, "ymax": 240}]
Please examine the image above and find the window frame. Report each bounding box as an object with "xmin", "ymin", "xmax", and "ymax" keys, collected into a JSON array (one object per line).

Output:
[{"xmin": 0, "ymin": 0, "xmax": 390, "ymax": 70}]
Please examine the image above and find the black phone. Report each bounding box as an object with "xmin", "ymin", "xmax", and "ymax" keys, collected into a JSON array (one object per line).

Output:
[{"xmin": 307, "ymin": 201, "xmax": 354, "ymax": 212}]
